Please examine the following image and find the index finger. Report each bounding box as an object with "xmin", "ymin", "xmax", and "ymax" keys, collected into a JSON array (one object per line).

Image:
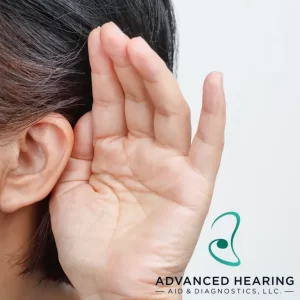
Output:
[{"xmin": 88, "ymin": 27, "xmax": 127, "ymax": 140}]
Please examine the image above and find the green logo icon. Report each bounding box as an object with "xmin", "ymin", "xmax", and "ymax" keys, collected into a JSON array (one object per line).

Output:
[{"xmin": 208, "ymin": 212, "xmax": 241, "ymax": 267}]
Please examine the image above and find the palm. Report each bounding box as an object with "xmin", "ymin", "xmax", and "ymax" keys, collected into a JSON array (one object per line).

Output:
[{"xmin": 50, "ymin": 23, "xmax": 226, "ymax": 300}]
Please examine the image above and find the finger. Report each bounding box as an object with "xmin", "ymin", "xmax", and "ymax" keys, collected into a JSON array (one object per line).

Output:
[
  {"xmin": 127, "ymin": 37, "xmax": 191, "ymax": 155},
  {"xmin": 71, "ymin": 112, "xmax": 93, "ymax": 162},
  {"xmin": 189, "ymin": 72, "xmax": 226, "ymax": 180},
  {"xmin": 52, "ymin": 112, "xmax": 93, "ymax": 198},
  {"xmin": 88, "ymin": 27, "xmax": 127, "ymax": 140},
  {"xmin": 100, "ymin": 22, "xmax": 154, "ymax": 138},
  {"xmin": 60, "ymin": 113, "xmax": 93, "ymax": 183}
]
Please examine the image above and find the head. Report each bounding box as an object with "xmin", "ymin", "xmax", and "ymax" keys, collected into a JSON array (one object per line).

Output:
[{"xmin": 0, "ymin": 0, "xmax": 177, "ymax": 284}]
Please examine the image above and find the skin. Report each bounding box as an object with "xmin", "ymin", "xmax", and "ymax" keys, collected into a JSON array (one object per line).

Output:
[
  {"xmin": 0, "ymin": 22, "xmax": 225, "ymax": 300},
  {"xmin": 51, "ymin": 23, "xmax": 226, "ymax": 300},
  {"xmin": 0, "ymin": 207, "xmax": 78, "ymax": 299}
]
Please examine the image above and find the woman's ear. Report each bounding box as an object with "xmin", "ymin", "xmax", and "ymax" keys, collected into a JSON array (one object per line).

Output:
[{"xmin": 0, "ymin": 114, "xmax": 74, "ymax": 213}]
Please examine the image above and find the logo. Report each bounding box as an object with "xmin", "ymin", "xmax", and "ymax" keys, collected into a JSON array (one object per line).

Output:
[
  {"xmin": 155, "ymin": 211, "xmax": 296, "ymax": 296},
  {"xmin": 208, "ymin": 211, "xmax": 241, "ymax": 267}
]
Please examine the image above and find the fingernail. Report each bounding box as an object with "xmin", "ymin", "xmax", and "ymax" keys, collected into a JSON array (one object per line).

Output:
[
  {"xmin": 110, "ymin": 22, "xmax": 125, "ymax": 36},
  {"xmin": 135, "ymin": 36, "xmax": 152, "ymax": 53}
]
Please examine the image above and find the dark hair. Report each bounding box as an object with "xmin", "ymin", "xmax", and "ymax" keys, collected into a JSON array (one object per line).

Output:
[{"xmin": 0, "ymin": 0, "xmax": 177, "ymax": 284}]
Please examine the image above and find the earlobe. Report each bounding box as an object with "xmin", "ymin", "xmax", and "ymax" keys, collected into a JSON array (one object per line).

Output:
[{"xmin": 0, "ymin": 114, "xmax": 74, "ymax": 213}]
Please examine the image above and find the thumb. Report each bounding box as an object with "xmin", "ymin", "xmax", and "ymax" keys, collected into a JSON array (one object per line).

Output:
[{"xmin": 51, "ymin": 112, "xmax": 93, "ymax": 199}]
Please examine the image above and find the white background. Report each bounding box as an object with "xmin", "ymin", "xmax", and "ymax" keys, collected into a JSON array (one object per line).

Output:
[{"xmin": 173, "ymin": 0, "xmax": 300, "ymax": 299}]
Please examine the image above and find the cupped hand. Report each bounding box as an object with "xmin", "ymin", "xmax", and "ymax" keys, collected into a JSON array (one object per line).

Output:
[{"xmin": 50, "ymin": 22, "xmax": 226, "ymax": 300}]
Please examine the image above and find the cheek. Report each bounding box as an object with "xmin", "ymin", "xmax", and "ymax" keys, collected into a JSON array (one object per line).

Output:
[
  {"xmin": 0, "ymin": 162, "xmax": 8, "ymax": 189},
  {"xmin": 0, "ymin": 145, "xmax": 18, "ymax": 188}
]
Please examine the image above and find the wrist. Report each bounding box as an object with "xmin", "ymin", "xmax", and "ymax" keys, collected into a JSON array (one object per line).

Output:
[
  {"xmin": 77, "ymin": 282, "xmax": 183, "ymax": 300},
  {"xmin": 80, "ymin": 295, "xmax": 182, "ymax": 300},
  {"xmin": 79, "ymin": 291, "xmax": 182, "ymax": 300},
  {"xmin": 80, "ymin": 297, "xmax": 101, "ymax": 300},
  {"xmin": 80, "ymin": 296, "xmax": 182, "ymax": 300}
]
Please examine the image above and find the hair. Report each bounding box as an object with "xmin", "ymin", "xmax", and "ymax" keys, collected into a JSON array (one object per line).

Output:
[{"xmin": 0, "ymin": 0, "xmax": 177, "ymax": 284}]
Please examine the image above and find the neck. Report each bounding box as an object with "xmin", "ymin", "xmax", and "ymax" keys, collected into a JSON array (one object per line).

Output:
[
  {"xmin": 0, "ymin": 205, "xmax": 79, "ymax": 300},
  {"xmin": 0, "ymin": 205, "xmax": 39, "ymax": 299}
]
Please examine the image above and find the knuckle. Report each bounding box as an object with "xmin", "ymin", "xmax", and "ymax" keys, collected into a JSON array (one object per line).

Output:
[{"xmin": 124, "ymin": 91, "xmax": 140, "ymax": 103}]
